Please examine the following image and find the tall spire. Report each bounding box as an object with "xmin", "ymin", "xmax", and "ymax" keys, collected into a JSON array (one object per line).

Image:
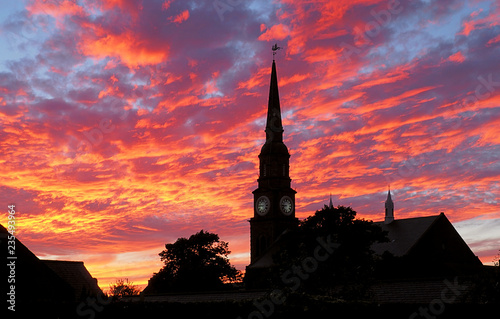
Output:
[
  {"xmin": 265, "ymin": 60, "xmax": 284, "ymax": 143},
  {"xmin": 385, "ymin": 186, "xmax": 394, "ymax": 224},
  {"xmin": 250, "ymin": 52, "xmax": 297, "ymax": 268},
  {"xmin": 257, "ymin": 59, "xmax": 291, "ymax": 189},
  {"xmin": 329, "ymin": 194, "xmax": 333, "ymax": 209}
]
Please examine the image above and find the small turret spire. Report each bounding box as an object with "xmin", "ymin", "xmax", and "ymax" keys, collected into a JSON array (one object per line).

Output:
[{"xmin": 385, "ymin": 186, "xmax": 394, "ymax": 224}]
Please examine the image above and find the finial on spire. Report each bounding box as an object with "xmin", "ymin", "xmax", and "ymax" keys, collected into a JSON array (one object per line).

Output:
[{"xmin": 272, "ymin": 43, "xmax": 281, "ymax": 60}]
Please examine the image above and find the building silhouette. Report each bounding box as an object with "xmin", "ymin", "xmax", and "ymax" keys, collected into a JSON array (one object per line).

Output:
[
  {"xmin": 244, "ymin": 59, "xmax": 483, "ymax": 292},
  {"xmin": 245, "ymin": 60, "xmax": 299, "ymax": 286},
  {"xmin": 0, "ymin": 224, "xmax": 102, "ymax": 309},
  {"xmin": 249, "ymin": 59, "xmax": 298, "ymax": 265},
  {"xmin": 373, "ymin": 189, "xmax": 482, "ymax": 278}
]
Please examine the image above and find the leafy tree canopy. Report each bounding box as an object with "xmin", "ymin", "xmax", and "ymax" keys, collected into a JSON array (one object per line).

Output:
[
  {"xmin": 145, "ymin": 230, "xmax": 241, "ymax": 293},
  {"xmin": 109, "ymin": 278, "xmax": 140, "ymax": 298},
  {"xmin": 467, "ymin": 250, "xmax": 500, "ymax": 303},
  {"xmin": 273, "ymin": 205, "xmax": 388, "ymax": 297}
]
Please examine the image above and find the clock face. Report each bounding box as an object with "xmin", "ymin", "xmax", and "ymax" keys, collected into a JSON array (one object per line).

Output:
[
  {"xmin": 256, "ymin": 196, "xmax": 270, "ymax": 216},
  {"xmin": 280, "ymin": 196, "xmax": 293, "ymax": 215}
]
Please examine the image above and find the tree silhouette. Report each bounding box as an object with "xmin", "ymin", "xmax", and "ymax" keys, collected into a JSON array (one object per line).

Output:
[
  {"xmin": 467, "ymin": 249, "xmax": 500, "ymax": 303},
  {"xmin": 273, "ymin": 205, "xmax": 388, "ymax": 297},
  {"xmin": 144, "ymin": 230, "xmax": 241, "ymax": 293},
  {"xmin": 109, "ymin": 278, "xmax": 140, "ymax": 298}
]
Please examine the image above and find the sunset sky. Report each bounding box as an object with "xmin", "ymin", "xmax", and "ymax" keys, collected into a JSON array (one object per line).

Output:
[{"xmin": 1, "ymin": 0, "xmax": 499, "ymax": 291}]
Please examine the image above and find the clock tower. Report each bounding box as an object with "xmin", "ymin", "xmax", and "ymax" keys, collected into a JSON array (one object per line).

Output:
[{"xmin": 249, "ymin": 59, "xmax": 298, "ymax": 264}]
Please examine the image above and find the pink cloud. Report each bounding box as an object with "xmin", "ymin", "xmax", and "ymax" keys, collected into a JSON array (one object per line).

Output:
[
  {"xmin": 258, "ymin": 24, "xmax": 291, "ymax": 41},
  {"xmin": 447, "ymin": 51, "xmax": 466, "ymax": 63},
  {"xmin": 170, "ymin": 10, "xmax": 189, "ymax": 24},
  {"xmin": 77, "ymin": 26, "xmax": 169, "ymax": 68}
]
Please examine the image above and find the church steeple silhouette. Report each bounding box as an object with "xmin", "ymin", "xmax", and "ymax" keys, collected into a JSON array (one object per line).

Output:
[
  {"xmin": 265, "ymin": 60, "xmax": 283, "ymax": 143},
  {"xmin": 249, "ymin": 58, "xmax": 298, "ymax": 264},
  {"xmin": 385, "ymin": 186, "xmax": 394, "ymax": 224}
]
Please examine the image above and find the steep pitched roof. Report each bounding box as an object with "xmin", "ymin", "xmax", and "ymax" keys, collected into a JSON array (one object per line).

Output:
[
  {"xmin": 372, "ymin": 214, "xmax": 441, "ymax": 257},
  {"xmin": 42, "ymin": 260, "xmax": 102, "ymax": 299},
  {"xmin": 0, "ymin": 224, "xmax": 102, "ymax": 305},
  {"xmin": 0, "ymin": 224, "xmax": 75, "ymax": 305},
  {"xmin": 372, "ymin": 213, "xmax": 482, "ymax": 270}
]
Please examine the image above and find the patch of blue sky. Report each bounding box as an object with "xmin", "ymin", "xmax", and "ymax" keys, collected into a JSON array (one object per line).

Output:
[
  {"xmin": 72, "ymin": 58, "xmax": 106, "ymax": 77},
  {"xmin": 0, "ymin": 9, "xmax": 56, "ymax": 73},
  {"xmin": 226, "ymin": 40, "xmax": 257, "ymax": 69},
  {"xmin": 202, "ymin": 90, "xmax": 224, "ymax": 100},
  {"xmin": 247, "ymin": 0, "xmax": 277, "ymax": 24},
  {"xmin": 366, "ymin": 2, "xmax": 484, "ymax": 68},
  {"xmin": 216, "ymin": 39, "xmax": 258, "ymax": 93}
]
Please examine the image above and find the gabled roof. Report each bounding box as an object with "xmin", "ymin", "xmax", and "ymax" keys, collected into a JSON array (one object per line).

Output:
[
  {"xmin": 0, "ymin": 224, "xmax": 75, "ymax": 304},
  {"xmin": 372, "ymin": 214, "xmax": 442, "ymax": 257},
  {"xmin": 0, "ymin": 224, "xmax": 102, "ymax": 304},
  {"xmin": 42, "ymin": 260, "xmax": 102, "ymax": 299},
  {"xmin": 372, "ymin": 212, "xmax": 482, "ymax": 270}
]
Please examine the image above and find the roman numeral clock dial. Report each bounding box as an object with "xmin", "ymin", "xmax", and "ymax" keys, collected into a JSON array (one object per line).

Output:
[
  {"xmin": 280, "ymin": 196, "xmax": 293, "ymax": 216},
  {"xmin": 256, "ymin": 196, "xmax": 270, "ymax": 216}
]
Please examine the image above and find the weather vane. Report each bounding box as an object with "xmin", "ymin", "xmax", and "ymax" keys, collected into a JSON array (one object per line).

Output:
[{"xmin": 272, "ymin": 43, "xmax": 281, "ymax": 59}]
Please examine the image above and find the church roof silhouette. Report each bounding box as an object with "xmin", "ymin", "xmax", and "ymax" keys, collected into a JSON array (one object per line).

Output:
[
  {"xmin": 373, "ymin": 214, "xmax": 444, "ymax": 257},
  {"xmin": 245, "ymin": 57, "xmax": 482, "ymax": 290},
  {"xmin": 372, "ymin": 190, "xmax": 481, "ymax": 270}
]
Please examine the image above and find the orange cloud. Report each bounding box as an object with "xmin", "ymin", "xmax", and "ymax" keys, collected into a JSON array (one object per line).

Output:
[
  {"xmin": 280, "ymin": 73, "xmax": 310, "ymax": 86},
  {"xmin": 258, "ymin": 24, "xmax": 291, "ymax": 41},
  {"xmin": 448, "ymin": 51, "xmax": 466, "ymax": 63},
  {"xmin": 353, "ymin": 68, "xmax": 411, "ymax": 90},
  {"xmin": 78, "ymin": 27, "xmax": 169, "ymax": 68},
  {"xmin": 27, "ymin": 0, "xmax": 85, "ymax": 18},
  {"xmin": 162, "ymin": 0, "xmax": 173, "ymax": 11},
  {"xmin": 459, "ymin": 8, "xmax": 500, "ymax": 36},
  {"xmin": 100, "ymin": 0, "xmax": 143, "ymax": 16},
  {"xmin": 487, "ymin": 34, "xmax": 500, "ymax": 46},
  {"xmin": 237, "ymin": 67, "xmax": 268, "ymax": 90},
  {"xmin": 170, "ymin": 10, "xmax": 190, "ymax": 24}
]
